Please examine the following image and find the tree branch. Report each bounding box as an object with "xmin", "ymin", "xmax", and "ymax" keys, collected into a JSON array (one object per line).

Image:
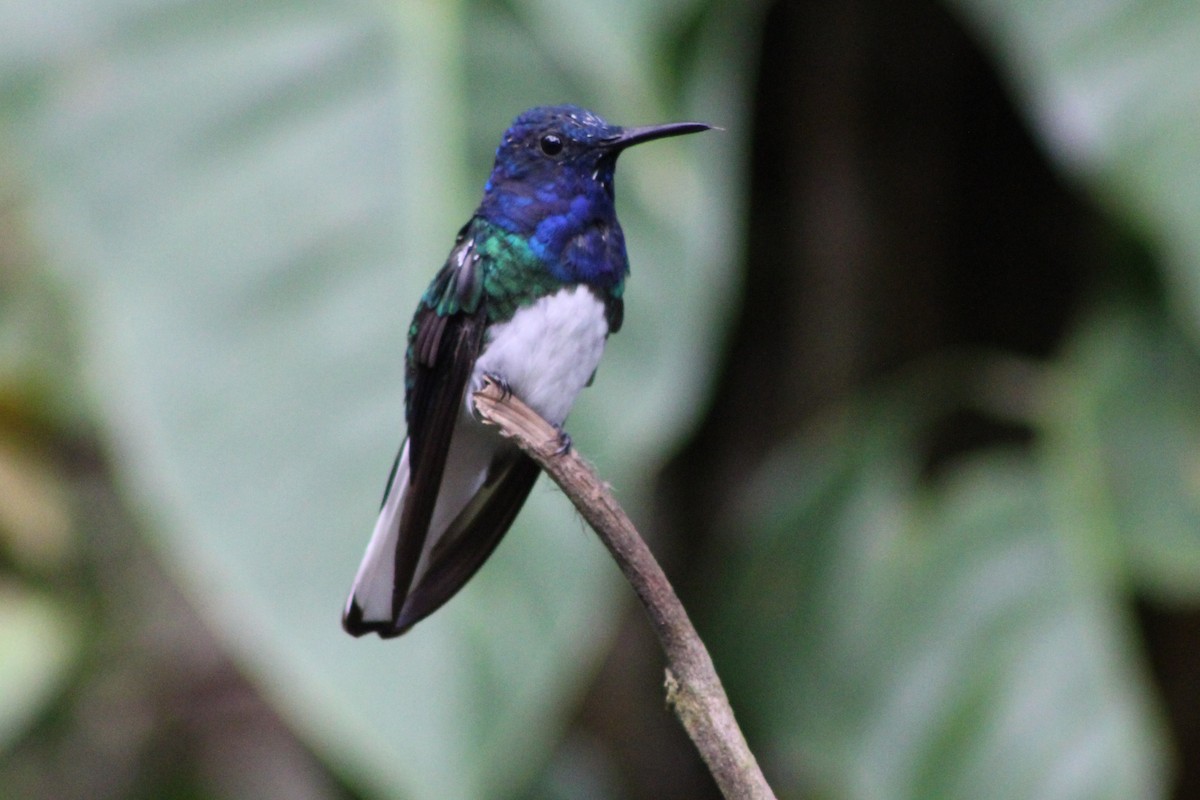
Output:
[{"xmin": 473, "ymin": 377, "xmax": 777, "ymax": 800}]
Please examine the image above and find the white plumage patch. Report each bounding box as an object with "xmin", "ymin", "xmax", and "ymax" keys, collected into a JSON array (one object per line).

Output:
[{"xmin": 471, "ymin": 285, "xmax": 610, "ymax": 425}]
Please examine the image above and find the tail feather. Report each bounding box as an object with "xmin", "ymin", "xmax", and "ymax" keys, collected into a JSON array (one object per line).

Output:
[
  {"xmin": 343, "ymin": 431, "xmax": 540, "ymax": 637},
  {"xmin": 343, "ymin": 442, "xmax": 409, "ymax": 636},
  {"xmin": 392, "ymin": 450, "xmax": 539, "ymax": 633}
]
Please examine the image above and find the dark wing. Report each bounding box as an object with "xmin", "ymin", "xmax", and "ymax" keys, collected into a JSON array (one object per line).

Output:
[
  {"xmin": 388, "ymin": 231, "xmax": 488, "ymax": 626},
  {"xmin": 350, "ymin": 218, "xmax": 553, "ymax": 638},
  {"xmin": 392, "ymin": 448, "xmax": 540, "ymax": 634}
]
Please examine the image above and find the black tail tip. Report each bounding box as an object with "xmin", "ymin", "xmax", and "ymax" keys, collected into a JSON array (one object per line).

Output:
[{"xmin": 342, "ymin": 600, "xmax": 410, "ymax": 639}]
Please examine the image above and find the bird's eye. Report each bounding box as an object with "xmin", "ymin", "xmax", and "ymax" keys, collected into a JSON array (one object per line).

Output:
[{"xmin": 539, "ymin": 134, "xmax": 564, "ymax": 156}]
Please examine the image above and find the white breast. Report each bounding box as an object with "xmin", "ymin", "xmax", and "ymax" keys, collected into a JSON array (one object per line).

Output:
[{"xmin": 471, "ymin": 286, "xmax": 609, "ymax": 426}]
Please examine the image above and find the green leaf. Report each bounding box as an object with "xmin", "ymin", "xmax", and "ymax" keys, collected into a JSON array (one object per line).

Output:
[
  {"xmin": 0, "ymin": 1, "xmax": 744, "ymax": 797},
  {"xmin": 1044, "ymin": 306, "xmax": 1200, "ymax": 601},
  {"xmin": 947, "ymin": 0, "xmax": 1200, "ymax": 335},
  {"xmin": 0, "ymin": 584, "xmax": 78, "ymax": 751},
  {"xmin": 708, "ymin": 399, "xmax": 1167, "ymax": 799}
]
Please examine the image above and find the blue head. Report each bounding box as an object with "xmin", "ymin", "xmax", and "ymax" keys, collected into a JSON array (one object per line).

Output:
[{"xmin": 477, "ymin": 105, "xmax": 709, "ymax": 286}]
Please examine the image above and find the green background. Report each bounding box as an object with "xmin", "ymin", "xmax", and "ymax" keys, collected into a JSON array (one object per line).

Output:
[{"xmin": 1, "ymin": 1, "xmax": 1198, "ymax": 798}]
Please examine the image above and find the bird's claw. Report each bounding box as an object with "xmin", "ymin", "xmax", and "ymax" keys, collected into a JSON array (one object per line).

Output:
[
  {"xmin": 484, "ymin": 372, "xmax": 513, "ymax": 400},
  {"xmin": 552, "ymin": 426, "xmax": 572, "ymax": 456}
]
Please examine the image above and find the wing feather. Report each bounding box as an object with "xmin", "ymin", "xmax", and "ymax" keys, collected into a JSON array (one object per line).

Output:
[
  {"xmin": 391, "ymin": 307, "xmax": 485, "ymax": 623},
  {"xmin": 392, "ymin": 450, "xmax": 540, "ymax": 634}
]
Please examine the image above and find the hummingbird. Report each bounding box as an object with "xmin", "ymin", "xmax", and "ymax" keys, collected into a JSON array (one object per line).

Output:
[{"xmin": 343, "ymin": 104, "xmax": 710, "ymax": 638}]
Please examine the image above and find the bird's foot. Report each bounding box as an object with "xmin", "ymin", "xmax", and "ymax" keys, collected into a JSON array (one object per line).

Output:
[
  {"xmin": 552, "ymin": 425, "xmax": 572, "ymax": 456},
  {"xmin": 483, "ymin": 371, "xmax": 513, "ymax": 400}
]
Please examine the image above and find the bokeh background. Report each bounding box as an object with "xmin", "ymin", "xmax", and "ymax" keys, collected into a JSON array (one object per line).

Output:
[{"xmin": 2, "ymin": 0, "xmax": 1199, "ymax": 798}]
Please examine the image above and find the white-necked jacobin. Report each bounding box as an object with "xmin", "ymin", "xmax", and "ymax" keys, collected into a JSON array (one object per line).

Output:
[{"xmin": 343, "ymin": 105, "xmax": 710, "ymax": 637}]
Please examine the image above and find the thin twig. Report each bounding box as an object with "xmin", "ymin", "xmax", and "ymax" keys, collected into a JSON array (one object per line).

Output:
[{"xmin": 473, "ymin": 377, "xmax": 777, "ymax": 800}]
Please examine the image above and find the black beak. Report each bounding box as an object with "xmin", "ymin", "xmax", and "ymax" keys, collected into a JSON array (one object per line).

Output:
[{"xmin": 605, "ymin": 121, "xmax": 712, "ymax": 151}]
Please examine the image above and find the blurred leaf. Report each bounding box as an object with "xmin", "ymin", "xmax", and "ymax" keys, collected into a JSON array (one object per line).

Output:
[
  {"xmin": 948, "ymin": 0, "xmax": 1200, "ymax": 335},
  {"xmin": 708, "ymin": 398, "xmax": 1166, "ymax": 799},
  {"xmin": 0, "ymin": 186, "xmax": 89, "ymax": 433},
  {"xmin": 0, "ymin": 209, "xmax": 76, "ymax": 572},
  {"xmin": 0, "ymin": 583, "xmax": 78, "ymax": 751},
  {"xmin": 1043, "ymin": 306, "xmax": 1200, "ymax": 602},
  {"xmin": 0, "ymin": 434, "xmax": 73, "ymax": 571},
  {"xmin": 0, "ymin": 1, "xmax": 745, "ymax": 798}
]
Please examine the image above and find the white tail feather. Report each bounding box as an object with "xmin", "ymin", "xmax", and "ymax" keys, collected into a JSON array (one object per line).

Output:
[{"xmin": 345, "ymin": 442, "xmax": 410, "ymax": 625}]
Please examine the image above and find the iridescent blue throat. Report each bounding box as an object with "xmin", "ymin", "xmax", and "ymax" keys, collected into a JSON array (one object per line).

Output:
[{"xmin": 476, "ymin": 162, "xmax": 628, "ymax": 289}]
